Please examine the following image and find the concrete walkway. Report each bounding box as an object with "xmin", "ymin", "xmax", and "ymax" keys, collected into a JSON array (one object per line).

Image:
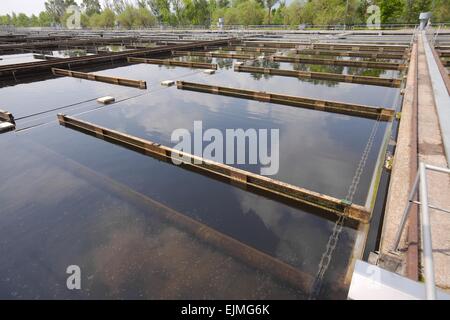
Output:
[
  {"xmin": 417, "ymin": 33, "xmax": 450, "ymax": 291},
  {"xmin": 380, "ymin": 34, "xmax": 450, "ymax": 293}
]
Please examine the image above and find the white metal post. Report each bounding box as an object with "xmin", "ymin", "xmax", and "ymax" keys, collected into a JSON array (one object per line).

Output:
[
  {"xmin": 419, "ymin": 162, "xmax": 437, "ymax": 300},
  {"xmin": 392, "ymin": 170, "xmax": 420, "ymax": 251}
]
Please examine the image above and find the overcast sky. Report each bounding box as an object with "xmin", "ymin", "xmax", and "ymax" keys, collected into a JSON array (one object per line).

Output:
[{"xmin": 0, "ymin": 0, "xmax": 82, "ymax": 15}]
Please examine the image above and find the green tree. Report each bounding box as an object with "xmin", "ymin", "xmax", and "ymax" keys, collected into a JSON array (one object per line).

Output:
[
  {"xmin": 211, "ymin": 6, "xmax": 227, "ymax": 24},
  {"xmin": 29, "ymin": 14, "xmax": 40, "ymax": 27},
  {"xmin": 117, "ymin": 5, "xmax": 137, "ymax": 27},
  {"xmin": 2, "ymin": 0, "xmax": 448, "ymax": 29},
  {"xmin": 223, "ymin": 6, "xmax": 239, "ymax": 24},
  {"xmin": 147, "ymin": 0, "xmax": 173, "ymax": 24},
  {"xmin": 217, "ymin": 0, "xmax": 230, "ymax": 8},
  {"xmin": 310, "ymin": 0, "xmax": 347, "ymax": 25},
  {"xmin": 432, "ymin": 0, "xmax": 450, "ymax": 22},
  {"xmin": 117, "ymin": 5, "xmax": 156, "ymax": 28},
  {"xmin": 82, "ymin": 0, "xmax": 102, "ymax": 16},
  {"xmin": 171, "ymin": 0, "xmax": 186, "ymax": 25},
  {"xmin": 39, "ymin": 11, "xmax": 53, "ymax": 26},
  {"xmin": 45, "ymin": 0, "xmax": 77, "ymax": 24},
  {"xmin": 271, "ymin": 1, "xmax": 286, "ymax": 25},
  {"xmin": 45, "ymin": 0, "xmax": 65, "ymax": 23},
  {"xmin": 0, "ymin": 14, "xmax": 12, "ymax": 26},
  {"xmin": 283, "ymin": 0, "xmax": 305, "ymax": 26},
  {"xmin": 89, "ymin": 8, "xmax": 116, "ymax": 28},
  {"xmin": 376, "ymin": 0, "xmax": 405, "ymax": 24},
  {"xmin": 264, "ymin": 0, "xmax": 278, "ymax": 24},
  {"xmin": 403, "ymin": 0, "xmax": 432, "ymax": 24},
  {"xmin": 354, "ymin": 0, "xmax": 372, "ymax": 25},
  {"xmin": 237, "ymin": 0, "xmax": 264, "ymax": 25},
  {"xmin": 16, "ymin": 13, "xmax": 31, "ymax": 27},
  {"xmin": 344, "ymin": 0, "xmax": 366, "ymax": 26},
  {"xmin": 134, "ymin": 6, "xmax": 157, "ymax": 27},
  {"xmin": 10, "ymin": 13, "xmax": 18, "ymax": 26},
  {"xmin": 137, "ymin": 0, "xmax": 147, "ymax": 7},
  {"xmin": 112, "ymin": 0, "xmax": 128, "ymax": 14},
  {"xmin": 183, "ymin": 0, "xmax": 211, "ymax": 26}
]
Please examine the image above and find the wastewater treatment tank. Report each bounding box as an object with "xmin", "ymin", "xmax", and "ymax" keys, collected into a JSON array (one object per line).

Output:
[{"xmin": 0, "ymin": 31, "xmax": 413, "ymax": 299}]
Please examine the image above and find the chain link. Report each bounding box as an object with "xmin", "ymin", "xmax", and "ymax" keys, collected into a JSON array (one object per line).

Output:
[{"xmin": 309, "ymin": 113, "xmax": 382, "ymax": 299}]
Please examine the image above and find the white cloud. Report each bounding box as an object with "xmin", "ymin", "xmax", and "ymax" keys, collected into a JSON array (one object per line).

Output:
[{"xmin": 0, "ymin": 0, "xmax": 82, "ymax": 16}]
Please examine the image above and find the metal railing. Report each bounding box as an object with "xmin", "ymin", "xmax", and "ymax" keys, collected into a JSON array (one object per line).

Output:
[
  {"xmin": 432, "ymin": 25, "xmax": 442, "ymax": 47},
  {"xmin": 392, "ymin": 162, "xmax": 450, "ymax": 300},
  {"xmin": 1, "ymin": 23, "xmax": 430, "ymax": 33}
]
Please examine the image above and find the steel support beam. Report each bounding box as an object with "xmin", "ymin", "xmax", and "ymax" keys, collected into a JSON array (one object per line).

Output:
[
  {"xmin": 176, "ymin": 81, "xmax": 395, "ymax": 121},
  {"xmin": 52, "ymin": 68, "xmax": 147, "ymax": 89},
  {"xmin": 234, "ymin": 65, "xmax": 402, "ymax": 88},
  {"xmin": 57, "ymin": 114, "xmax": 371, "ymax": 223},
  {"xmin": 128, "ymin": 57, "xmax": 217, "ymax": 70}
]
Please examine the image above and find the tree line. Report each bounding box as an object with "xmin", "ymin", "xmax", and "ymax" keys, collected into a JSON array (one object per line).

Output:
[{"xmin": 0, "ymin": 0, "xmax": 449, "ymax": 29}]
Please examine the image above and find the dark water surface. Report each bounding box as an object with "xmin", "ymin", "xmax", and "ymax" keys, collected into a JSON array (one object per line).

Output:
[
  {"xmin": 74, "ymin": 86, "xmax": 386, "ymax": 206},
  {"xmin": 0, "ymin": 76, "xmax": 140, "ymax": 119},
  {"xmin": 97, "ymin": 62, "xmax": 402, "ymax": 108},
  {"xmin": 0, "ymin": 126, "xmax": 357, "ymax": 299},
  {"xmin": 215, "ymin": 48, "xmax": 406, "ymax": 63},
  {"xmin": 0, "ymin": 61, "xmax": 400, "ymax": 299},
  {"xmin": 247, "ymin": 60, "xmax": 401, "ymax": 79}
]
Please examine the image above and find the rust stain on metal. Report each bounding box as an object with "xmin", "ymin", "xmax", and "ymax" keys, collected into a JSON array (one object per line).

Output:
[
  {"xmin": 172, "ymin": 50, "xmax": 255, "ymax": 60},
  {"xmin": 57, "ymin": 114, "xmax": 372, "ymax": 223},
  {"xmin": 234, "ymin": 64, "xmax": 402, "ymax": 88},
  {"xmin": 176, "ymin": 81, "xmax": 395, "ymax": 121},
  {"xmin": 128, "ymin": 57, "xmax": 218, "ymax": 70},
  {"xmin": 0, "ymin": 109, "xmax": 15, "ymax": 124},
  {"xmin": 52, "ymin": 68, "xmax": 147, "ymax": 89},
  {"xmin": 272, "ymin": 55, "xmax": 406, "ymax": 71}
]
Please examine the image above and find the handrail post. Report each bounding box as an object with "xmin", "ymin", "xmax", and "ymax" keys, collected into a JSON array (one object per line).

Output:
[
  {"xmin": 419, "ymin": 162, "xmax": 437, "ymax": 300},
  {"xmin": 392, "ymin": 170, "xmax": 420, "ymax": 251},
  {"xmin": 391, "ymin": 162, "xmax": 450, "ymax": 299}
]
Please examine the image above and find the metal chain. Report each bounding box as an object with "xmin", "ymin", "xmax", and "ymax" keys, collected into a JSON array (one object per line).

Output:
[{"xmin": 309, "ymin": 113, "xmax": 382, "ymax": 299}]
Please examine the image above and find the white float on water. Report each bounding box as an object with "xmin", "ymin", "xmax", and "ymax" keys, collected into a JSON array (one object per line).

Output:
[{"xmin": 97, "ymin": 96, "xmax": 115, "ymax": 104}]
